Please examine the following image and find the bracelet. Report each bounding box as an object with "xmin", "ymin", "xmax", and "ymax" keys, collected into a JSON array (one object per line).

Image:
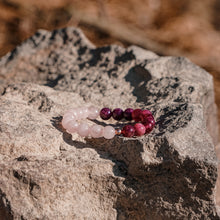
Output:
[{"xmin": 61, "ymin": 106, "xmax": 155, "ymax": 139}]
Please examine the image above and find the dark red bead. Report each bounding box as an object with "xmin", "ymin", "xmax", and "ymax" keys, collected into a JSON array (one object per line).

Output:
[
  {"xmin": 140, "ymin": 110, "xmax": 153, "ymax": 123},
  {"xmin": 132, "ymin": 109, "xmax": 142, "ymax": 122},
  {"xmin": 143, "ymin": 117, "xmax": 155, "ymax": 134},
  {"xmin": 124, "ymin": 108, "xmax": 133, "ymax": 121},
  {"xmin": 112, "ymin": 108, "xmax": 124, "ymax": 120},
  {"xmin": 100, "ymin": 108, "xmax": 112, "ymax": 120},
  {"xmin": 144, "ymin": 123, "xmax": 154, "ymax": 134},
  {"xmin": 121, "ymin": 125, "xmax": 135, "ymax": 137},
  {"xmin": 144, "ymin": 116, "xmax": 155, "ymax": 126}
]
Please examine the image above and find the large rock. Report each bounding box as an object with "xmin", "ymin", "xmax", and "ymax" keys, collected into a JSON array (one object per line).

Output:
[{"xmin": 0, "ymin": 27, "xmax": 219, "ymax": 219}]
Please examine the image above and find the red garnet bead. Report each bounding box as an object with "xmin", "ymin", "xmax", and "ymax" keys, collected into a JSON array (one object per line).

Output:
[
  {"xmin": 145, "ymin": 116, "xmax": 155, "ymax": 126},
  {"xmin": 121, "ymin": 125, "xmax": 135, "ymax": 137},
  {"xmin": 143, "ymin": 117, "xmax": 155, "ymax": 134},
  {"xmin": 112, "ymin": 108, "xmax": 124, "ymax": 120},
  {"xmin": 140, "ymin": 110, "xmax": 153, "ymax": 123},
  {"xmin": 144, "ymin": 123, "xmax": 154, "ymax": 134},
  {"xmin": 132, "ymin": 109, "xmax": 142, "ymax": 122},
  {"xmin": 134, "ymin": 123, "xmax": 146, "ymax": 136},
  {"xmin": 100, "ymin": 108, "xmax": 112, "ymax": 120},
  {"xmin": 124, "ymin": 108, "xmax": 133, "ymax": 121}
]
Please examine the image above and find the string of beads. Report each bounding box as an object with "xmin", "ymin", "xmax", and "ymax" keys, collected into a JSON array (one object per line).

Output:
[{"xmin": 61, "ymin": 106, "xmax": 155, "ymax": 139}]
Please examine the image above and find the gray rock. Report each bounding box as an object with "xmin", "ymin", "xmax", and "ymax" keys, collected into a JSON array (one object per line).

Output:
[{"xmin": 0, "ymin": 27, "xmax": 219, "ymax": 219}]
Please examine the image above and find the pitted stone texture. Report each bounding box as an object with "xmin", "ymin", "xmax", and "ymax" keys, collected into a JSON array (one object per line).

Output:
[
  {"xmin": 0, "ymin": 27, "xmax": 219, "ymax": 219},
  {"xmin": 0, "ymin": 28, "xmax": 217, "ymax": 145}
]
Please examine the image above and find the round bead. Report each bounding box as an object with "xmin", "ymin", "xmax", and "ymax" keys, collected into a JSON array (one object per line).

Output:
[
  {"xmin": 100, "ymin": 108, "xmax": 112, "ymax": 120},
  {"xmin": 143, "ymin": 119, "xmax": 155, "ymax": 134},
  {"xmin": 66, "ymin": 120, "xmax": 79, "ymax": 133},
  {"xmin": 144, "ymin": 116, "xmax": 155, "ymax": 127},
  {"xmin": 64, "ymin": 109, "xmax": 75, "ymax": 115},
  {"xmin": 88, "ymin": 106, "xmax": 100, "ymax": 120},
  {"xmin": 64, "ymin": 108, "xmax": 83, "ymax": 118},
  {"xmin": 63, "ymin": 112, "xmax": 76, "ymax": 120},
  {"xmin": 112, "ymin": 108, "xmax": 124, "ymax": 120},
  {"xmin": 124, "ymin": 108, "xmax": 133, "ymax": 121},
  {"xmin": 62, "ymin": 115, "xmax": 76, "ymax": 129},
  {"xmin": 140, "ymin": 110, "xmax": 153, "ymax": 123},
  {"xmin": 77, "ymin": 122, "xmax": 90, "ymax": 137},
  {"xmin": 90, "ymin": 124, "xmax": 103, "ymax": 138},
  {"xmin": 121, "ymin": 125, "xmax": 135, "ymax": 137},
  {"xmin": 103, "ymin": 126, "xmax": 115, "ymax": 139},
  {"xmin": 115, "ymin": 128, "xmax": 122, "ymax": 135},
  {"xmin": 80, "ymin": 107, "xmax": 89, "ymax": 118},
  {"xmin": 77, "ymin": 108, "xmax": 85, "ymax": 119},
  {"xmin": 134, "ymin": 123, "xmax": 146, "ymax": 136},
  {"xmin": 66, "ymin": 108, "xmax": 78, "ymax": 119},
  {"xmin": 132, "ymin": 109, "xmax": 142, "ymax": 122}
]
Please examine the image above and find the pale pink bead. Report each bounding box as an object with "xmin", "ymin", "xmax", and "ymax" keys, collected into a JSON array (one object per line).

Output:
[
  {"xmin": 62, "ymin": 115, "xmax": 75, "ymax": 129},
  {"xmin": 64, "ymin": 109, "xmax": 75, "ymax": 115},
  {"xmin": 73, "ymin": 108, "xmax": 80, "ymax": 116},
  {"xmin": 66, "ymin": 120, "xmax": 79, "ymax": 133},
  {"xmin": 90, "ymin": 125, "xmax": 103, "ymax": 138},
  {"xmin": 63, "ymin": 112, "xmax": 76, "ymax": 120},
  {"xmin": 77, "ymin": 122, "xmax": 89, "ymax": 137},
  {"xmin": 103, "ymin": 126, "xmax": 115, "ymax": 139},
  {"xmin": 88, "ymin": 106, "xmax": 99, "ymax": 120},
  {"xmin": 73, "ymin": 108, "xmax": 82, "ymax": 119},
  {"xmin": 64, "ymin": 108, "xmax": 79, "ymax": 118},
  {"xmin": 77, "ymin": 107, "xmax": 89, "ymax": 119}
]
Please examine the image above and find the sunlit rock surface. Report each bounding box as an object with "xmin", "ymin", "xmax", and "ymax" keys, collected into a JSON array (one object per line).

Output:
[{"xmin": 0, "ymin": 27, "xmax": 219, "ymax": 219}]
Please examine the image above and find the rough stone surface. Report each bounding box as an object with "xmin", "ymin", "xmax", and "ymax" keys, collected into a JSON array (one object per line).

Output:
[{"xmin": 0, "ymin": 27, "xmax": 219, "ymax": 219}]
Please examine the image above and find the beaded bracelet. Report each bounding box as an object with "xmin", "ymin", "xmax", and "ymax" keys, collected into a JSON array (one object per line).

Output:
[{"xmin": 61, "ymin": 106, "xmax": 155, "ymax": 139}]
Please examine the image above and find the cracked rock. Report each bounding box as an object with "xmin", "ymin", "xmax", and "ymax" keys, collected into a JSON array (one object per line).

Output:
[{"xmin": 0, "ymin": 27, "xmax": 219, "ymax": 219}]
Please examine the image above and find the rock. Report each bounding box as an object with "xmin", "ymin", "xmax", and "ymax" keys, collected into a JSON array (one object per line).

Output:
[{"xmin": 0, "ymin": 27, "xmax": 219, "ymax": 219}]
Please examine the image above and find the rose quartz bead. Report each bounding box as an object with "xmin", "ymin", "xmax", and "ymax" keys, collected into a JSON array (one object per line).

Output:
[
  {"xmin": 62, "ymin": 115, "xmax": 76, "ymax": 129},
  {"xmin": 81, "ymin": 107, "xmax": 89, "ymax": 118},
  {"xmin": 90, "ymin": 124, "xmax": 103, "ymax": 138},
  {"xmin": 64, "ymin": 109, "xmax": 78, "ymax": 117},
  {"xmin": 88, "ymin": 106, "xmax": 99, "ymax": 120},
  {"xmin": 66, "ymin": 120, "xmax": 79, "ymax": 133},
  {"xmin": 74, "ymin": 107, "xmax": 88, "ymax": 119},
  {"xmin": 76, "ymin": 108, "xmax": 84, "ymax": 119},
  {"xmin": 103, "ymin": 126, "xmax": 115, "ymax": 139},
  {"xmin": 134, "ymin": 123, "xmax": 146, "ymax": 136},
  {"xmin": 64, "ymin": 109, "xmax": 74, "ymax": 114},
  {"xmin": 63, "ymin": 112, "xmax": 75, "ymax": 120},
  {"xmin": 77, "ymin": 122, "xmax": 90, "ymax": 137}
]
